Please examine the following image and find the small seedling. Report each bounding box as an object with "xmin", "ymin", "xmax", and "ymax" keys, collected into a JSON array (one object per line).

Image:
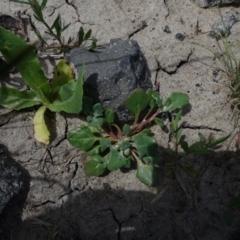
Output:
[{"xmin": 10, "ymin": 0, "xmax": 97, "ymax": 51}]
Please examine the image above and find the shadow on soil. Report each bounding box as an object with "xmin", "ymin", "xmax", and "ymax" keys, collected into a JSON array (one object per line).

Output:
[{"xmin": 0, "ymin": 150, "xmax": 240, "ymax": 240}]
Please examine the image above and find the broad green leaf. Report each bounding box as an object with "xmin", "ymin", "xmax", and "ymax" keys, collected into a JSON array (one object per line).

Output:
[
  {"xmin": 155, "ymin": 118, "xmax": 164, "ymax": 127},
  {"xmin": 84, "ymin": 29, "xmax": 92, "ymax": 40},
  {"xmin": 93, "ymin": 103, "xmax": 103, "ymax": 117},
  {"xmin": 119, "ymin": 139, "xmax": 130, "ymax": 151},
  {"xmin": 180, "ymin": 141, "xmax": 189, "ymax": 152},
  {"xmin": 137, "ymin": 128, "xmax": 152, "ymax": 136},
  {"xmin": 0, "ymin": 27, "xmax": 51, "ymax": 104},
  {"xmin": 104, "ymin": 109, "xmax": 115, "ymax": 124},
  {"xmin": 33, "ymin": 106, "xmax": 50, "ymax": 145},
  {"xmin": 87, "ymin": 145, "xmax": 101, "ymax": 156},
  {"xmin": 106, "ymin": 148, "xmax": 128, "ymax": 171},
  {"xmin": 89, "ymin": 117, "xmax": 103, "ymax": 127},
  {"xmin": 48, "ymin": 65, "xmax": 84, "ymax": 113},
  {"xmin": 132, "ymin": 134, "xmax": 159, "ymax": 159},
  {"xmin": 51, "ymin": 59, "xmax": 75, "ymax": 96},
  {"xmin": 207, "ymin": 134, "xmax": 230, "ymax": 148},
  {"xmin": 67, "ymin": 125, "xmax": 98, "ymax": 151},
  {"xmin": 146, "ymin": 88, "xmax": 163, "ymax": 108},
  {"xmin": 0, "ymin": 87, "xmax": 42, "ymax": 110},
  {"xmin": 85, "ymin": 156, "xmax": 106, "ymax": 176},
  {"xmin": 125, "ymin": 88, "xmax": 149, "ymax": 115},
  {"xmin": 223, "ymin": 210, "xmax": 234, "ymax": 227},
  {"xmin": 136, "ymin": 160, "xmax": 159, "ymax": 187},
  {"xmin": 163, "ymin": 92, "xmax": 189, "ymax": 112},
  {"xmin": 188, "ymin": 141, "xmax": 209, "ymax": 154},
  {"xmin": 100, "ymin": 138, "xmax": 111, "ymax": 152},
  {"xmin": 123, "ymin": 124, "xmax": 130, "ymax": 135},
  {"xmin": 142, "ymin": 154, "xmax": 162, "ymax": 164}
]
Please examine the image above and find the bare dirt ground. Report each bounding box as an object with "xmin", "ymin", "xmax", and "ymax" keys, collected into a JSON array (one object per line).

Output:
[{"xmin": 1, "ymin": 0, "xmax": 240, "ymax": 239}]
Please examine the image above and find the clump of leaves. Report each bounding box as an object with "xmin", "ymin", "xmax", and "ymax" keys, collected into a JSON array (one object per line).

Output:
[
  {"xmin": 163, "ymin": 108, "xmax": 230, "ymax": 178},
  {"xmin": 0, "ymin": 27, "xmax": 84, "ymax": 144},
  {"xmin": 10, "ymin": 0, "xmax": 97, "ymax": 50},
  {"xmin": 67, "ymin": 88, "xmax": 190, "ymax": 186}
]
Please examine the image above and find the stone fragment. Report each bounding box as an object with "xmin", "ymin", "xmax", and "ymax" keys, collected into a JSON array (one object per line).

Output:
[
  {"xmin": 0, "ymin": 144, "xmax": 22, "ymax": 214},
  {"xmin": 175, "ymin": 33, "xmax": 185, "ymax": 41},
  {"xmin": 164, "ymin": 25, "xmax": 171, "ymax": 33},
  {"xmin": 209, "ymin": 14, "xmax": 239, "ymax": 39},
  {"xmin": 190, "ymin": 0, "xmax": 239, "ymax": 8},
  {"xmin": 65, "ymin": 39, "xmax": 152, "ymax": 122}
]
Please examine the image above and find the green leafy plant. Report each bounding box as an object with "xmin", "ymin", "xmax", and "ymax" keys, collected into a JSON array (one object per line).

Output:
[
  {"xmin": 67, "ymin": 88, "xmax": 190, "ymax": 186},
  {"xmin": 10, "ymin": 0, "xmax": 97, "ymax": 50},
  {"xmin": 163, "ymin": 108, "xmax": 230, "ymax": 179},
  {"xmin": 0, "ymin": 27, "xmax": 84, "ymax": 144},
  {"xmin": 67, "ymin": 88, "xmax": 229, "ymax": 186},
  {"xmin": 192, "ymin": 9, "xmax": 240, "ymax": 124}
]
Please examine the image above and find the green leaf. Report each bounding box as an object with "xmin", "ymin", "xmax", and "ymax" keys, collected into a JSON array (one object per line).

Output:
[
  {"xmin": 125, "ymin": 88, "xmax": 149, "ymax": 115},
  {"xmin": 87, "ymin": 145, "xmax": 101, "ymax": 156},
  {"xmin": 142, "ymin": 154, "xmax": 162, "ymax": 164},
  {"xmin": 48, "ymin": 65, "xmax": 84, "ymax": 113},
  {"xmin": 67, "ymin": 125, "xmax": 98, "ymax": 151},
  {"xmin": 119, "ymin": 139, "xmax": 130, "ymax": 151},
  {"xmin": 61, "ymin": 23, "xmax": 71, "ymax": 33},
  {"xmin": 0, "ymin": 27, "xmax": 51, "ymax": 104},
  {"xmin": 188, "ymin": 141, "xmax": 209, "ymax": 154},
  {"xmin": 9, "ymin": 0, "xmax": 30, "ymax": 5},
  {"xmin": 84, "ymin": 29, "xmax": 92, "ymax": 40},
  {"xmin": 93, "ymin": 103, "xmax": 103, "ymax": 117},
  {"xmin": 85, "ymin": 156, "xmax": 106, "ymax": 176},
  {"xmin": 207, "ymin": 134, "xmax": 230, "ymax": 148},
  {"xmin": 223, "ymin": 210, "xmax": 234, "ymax": 227},
  {"xmin": 198, "ymin": 133, "xmax": 206, "ymax": 142},
  {"xmin": 51, "ymin": 15, "xmax": 61, "ymax": 34},
  {"xmin": 90, "ymin": 40, "xmax": 97, "ymax": 50},
  {"xmin": 132, "ymin": 134, "xmax": 159, "ymax": 159},
  {"xmin": 106, "ymin": 148, "xmax": 128, "ymax": 171},
  {"xmin": 172, "ymin": 109, "xmax": 182, "ymax": 130},
  {"xmin": 40, "ymin": 0, "xmax": 47, "ymax": 10},
  {"xmin": 0, "ymin": 87, "xmax": 42, "ymax": 110},
  {"xmin": 155, "ymin": 118, "xmax": 165, "ymax": 127},
  {"xmin": 89, "ymin": 117, "xmax": 103, "ymax": 127},
  {"xmin": 99, "ymin": 138, "xmax": 111, "ymax": 152},
  {"xmin": 78, "ymin": 27, "xmax": 84, "ymax": 45},
  {"xmin": 146, "ymin": 88, "xmax": 163, "ymax": 108},
  {"xmin": 33, "ymin": 105, "xmax": 50, "ymax": 145},
  {"xmin": 34, "ymin": 29, "xmax": 47, "ymax": 45},
  {"xmin": 180, "ymin": 141, "xmax": 189, "ymax": 152},
  {"xmin": 176, "ymin": 128, "xmax": 183, "ymax": 143},
  {"xmin": 163, "ymin": 92, "xmax": 189, "ymax": 112},
  {"xmin": 104, "ymin": 109, "xmax": 115, "ymax": 124},
  {"xmin": 136, "ymin": 160, "xmax": 159, "ymax": 187},
  {"xmin": 51, "ymin": 59, "xmax": 75, "ymax": 96},
  {"xmin": 123, "ymin": 124, "xmax": 130, "ymax": 135}
]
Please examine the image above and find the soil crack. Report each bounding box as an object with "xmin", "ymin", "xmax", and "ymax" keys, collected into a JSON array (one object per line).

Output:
[
  {"xmin": 182, "ymin": 122, "xmax": 222, "ymax": 132},
  {"xmin": 128, "ymin": 20, "xmax": 148, "ymax": 38}
]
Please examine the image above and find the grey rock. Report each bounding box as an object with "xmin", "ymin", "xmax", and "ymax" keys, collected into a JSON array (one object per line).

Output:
[
  {"xmin": 175, "ymin": 33, "xmax": 185, "ymax": 41},
  {"xmin": 191, "ymin": 0, "xmax": 239, "ymax": 8},
  {"xmin": 65, "ymin": 39, "xmax": 152, "ymax": 122},
  {"xmin": 0, "ymin": 144, "xmax": 22, "ymax": 214},
  {"xmin": 209, "ymin": 14, "xmax": 239, "ymax": 39}
]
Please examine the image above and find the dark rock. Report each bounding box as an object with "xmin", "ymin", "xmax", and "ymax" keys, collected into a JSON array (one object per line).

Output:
[
  {"xmin": 175, "ymin": 33, "xmax": 185, "ymax": 41},
  {"xmin": 209, "ymin": 14, "xmax": 239, "ymax": 39},
  {"xmin": 0, "ymin": 144, "xmax": 22, "ymax": 214},
  {"xmin": 65, "ymin": 39, "xmax": 152, "ymax": 122},
  {"xmin": 164, "ymin": 25, "xmax": 171, "ymax": 33},
  {"xmin": 191, "ymin": 0, "xmax": 239, "ymax": 8}
]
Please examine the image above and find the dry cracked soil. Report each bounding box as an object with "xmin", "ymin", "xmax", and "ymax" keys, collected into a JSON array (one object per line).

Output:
[{"xmin": 1, "ymin": 0, "xmax": 240, "ymax": 239}]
